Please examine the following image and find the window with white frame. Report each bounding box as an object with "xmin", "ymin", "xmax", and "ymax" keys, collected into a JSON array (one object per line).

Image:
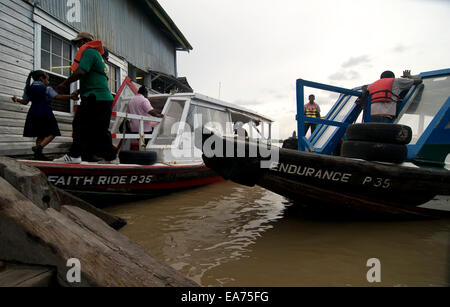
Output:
[
  {"xmin": 40, "ymin": 28, "xmax": 72, "ymax": 112},
  {"xmin": 41, "ymin": 29, "xmax": 72, "ymax": 78},
  {"xmin": 106, "ymin": 62, "xmax": 120, "ymax": 94}
]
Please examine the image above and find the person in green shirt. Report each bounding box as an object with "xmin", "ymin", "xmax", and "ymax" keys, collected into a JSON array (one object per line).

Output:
[{"xmin": 55, "ymin": 32, "xmax": 118, "ymax": 164}]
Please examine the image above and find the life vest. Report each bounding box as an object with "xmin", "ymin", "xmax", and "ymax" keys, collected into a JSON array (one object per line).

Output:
[
  {"xmin": 305, "ymin": 103, "xmax": 320, "ymax": 118},
  {"xmin": 368, "ymin": 78, "xmax": 398, "ymax": 103},
  {"xmin": 71, "ymin": 41, "xmax": 104, "ymax": 72}
]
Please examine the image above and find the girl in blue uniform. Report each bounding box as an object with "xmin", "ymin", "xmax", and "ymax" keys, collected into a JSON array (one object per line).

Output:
[{"xmin": 12, "ymin": 70, "xmax": 79, "ymax": 160}]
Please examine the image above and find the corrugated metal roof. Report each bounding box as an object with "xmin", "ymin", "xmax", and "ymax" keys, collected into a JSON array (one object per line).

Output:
[{"xmin": 141, "ymin": 0, "xmax": 193, "ymax": 51}]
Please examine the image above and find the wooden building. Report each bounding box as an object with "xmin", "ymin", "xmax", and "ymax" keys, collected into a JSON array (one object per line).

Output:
[{"xmin": 0, "ymin": 0, "xmax": 192, "ymax": 156}]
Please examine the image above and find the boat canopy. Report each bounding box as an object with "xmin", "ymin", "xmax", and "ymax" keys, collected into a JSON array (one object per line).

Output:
[{"xmin": 109, "ymin": 77, "xmax": 274, "ymax": 164}]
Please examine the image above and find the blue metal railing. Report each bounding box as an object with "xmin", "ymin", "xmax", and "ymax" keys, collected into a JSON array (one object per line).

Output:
[
  {"xmin": 296, "ymin": 79, "xmax": 364, "ymax": 152},
  {"xmin": 296, "ymin": 69, "xmax": 450, "ymax": 164}
]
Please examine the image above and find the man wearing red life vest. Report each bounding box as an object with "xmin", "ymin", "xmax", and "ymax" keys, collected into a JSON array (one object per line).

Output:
[
  {"xmin": 54, "ymin": 32, "xmax": 118, "ymax": 164},
  {"xmin": 367, "ymin": 70, "xmax": 422, "ymax": 123}
]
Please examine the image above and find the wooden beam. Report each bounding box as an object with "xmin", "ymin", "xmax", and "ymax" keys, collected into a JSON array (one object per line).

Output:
[
  {"xmin": 0, "ymin": 262, "xmax": 56, "ymax": 287},
  {"xmin": 0, "ymin": 157, "xmax": 126, "ymax": 229},
  {"xmin": 0, "ymin": 177, "xmax": 198, "ymax": 287}
]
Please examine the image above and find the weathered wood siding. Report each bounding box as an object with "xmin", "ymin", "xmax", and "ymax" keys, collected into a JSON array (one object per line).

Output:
[
  {"xmin": 0, "ymin": 0, "xmax": 181, "ymax": 157},
  {"xmin": 0, "ymin": 0, "xmax": 34, "ymax": 100},
  {"xmin": 0, "ymin": 0, "xmax": 73, "ymax": 157}
]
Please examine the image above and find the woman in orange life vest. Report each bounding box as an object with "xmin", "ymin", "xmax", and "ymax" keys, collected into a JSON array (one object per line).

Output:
[
  {"xmin": 304, "ymin": 94, "xmax": 321, "ymax": 136},
  {"xmin": 366, "ymin": 70, "xmax": 423, "ymax": 123},
  {"xmin": 54, "ymin": 32, "xmax": 118, "ymax": 164}
]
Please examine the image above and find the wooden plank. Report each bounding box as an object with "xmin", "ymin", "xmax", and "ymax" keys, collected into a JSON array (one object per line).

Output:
[
  {"xmin": 0, "ymin": 101, "xmax": 76, "ymax": 123},
  {"xmin": 0, "ymin": 34, "xmax": 33, "ymax": 57},
  {"xmin": 0, "ymin": 32, "xmax": 34, "ymax": 51},
  {"xmin": 0, "ymin": 118, "xmax": 25, "ymax": 128},
  {"xmin": 0, "ymin": 126, "xmax": 25, "ymax": 135},
  {"xmin": 0, "ymin": 103, "xmax": 74, "ymax": 124},
  {"xmin": 57, "ymin": 191, "xmax": 127, "ymax": 230},
  {"xmin": 1, "ymin": 0, "xmax": 33, "ymax": 19},
  {"xmin": 0, "ymin": 126, "xmax": 72, "ymax": 136},
  {"xmin": 0, "ymin": 146, "xmax": 69, "ymax": 157},
  {"xmin": 0, "ymin": 3, "xmax": 33, "ymax": 27},
  {"xmin": 0, "ymin": 49, "xmax": 34, "ymax": 71},
  {"xmin": 0, "ymin": 11, "xmax": 33, "ymax": 34},
  {"xmin": 0, "ymin": 136, "xmax": 33, "ymax": 143},
  {"xmin": 0, "ymin": 263, "xmax": 55, "ymax": 287},
  {"xmin": 0, "ymin": 157, "xmax": 126, "ymax": 230},
  {"xmin": 0, "ymin": 75, "xmax": 30, "ymax": 91},
  {"xmin": 0, "ymin": 60, "xmax": 31, "ymax": 77},
  {"xmin": 0, "ymin": 88, "xmax": 24, "ymax": 98},
  {"xmin": 0, "ymin": 141, "xmax": 71, "ymax": 149},
  {"xmin": 9, "ymin": 0, "xmax": 32, "ymax": 12},
  {"xmin": 0, "ymin": 68, "xmax": 29, "ymax": 84},
  {"xmin": 0, "ymin": 175, "xmax": 199, "ymax": 287},
  {"xmin": 0, "ymin": 136, "xmax": 73, "ymax": 143},
  {"xmin": 0, "ymin": 122, "xmax": 73, "ymax": 133},
  {"xmin": 0, "ymin": 110, "xmax": 27, "ymax": 120},
  {"xmin": 0, "ymin": 19, "xmax": 33, "ymax": 41},
  {"xmin": 0, "ymin": 101, "xmax": 31, "ymax": 113}
]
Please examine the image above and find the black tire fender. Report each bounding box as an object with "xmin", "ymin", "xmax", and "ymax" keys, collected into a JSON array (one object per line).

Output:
[
  {"xmin": 119, "ymin": 150, "xmax": 158, "ymax": 165},
  {"xmin": 346, "ymin": 123, "xmax": 412, "ymax": 145},
  {"xmin": 341, "ymin": 141, "xmax": 407, "ymax": 164}
]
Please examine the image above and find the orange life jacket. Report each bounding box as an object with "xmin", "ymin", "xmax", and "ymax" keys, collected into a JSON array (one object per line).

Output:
[
  {"xmin": 71, "ymin": 41, "xmax": 104, "ymax": 72},
  {"xmin": 368, "ymin": 78, "xmax": 396, "ymax": 103}
]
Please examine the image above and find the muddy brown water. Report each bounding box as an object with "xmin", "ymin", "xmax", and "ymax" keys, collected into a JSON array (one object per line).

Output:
[{"xmin": 105, "ymin": 181, "xmax": 450, "ymax": 287}]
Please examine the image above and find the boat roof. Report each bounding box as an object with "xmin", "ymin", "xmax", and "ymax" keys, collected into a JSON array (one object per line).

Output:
[{"xmin": 149, "ymin": 93, "xmax": 274, "ymax": 123}]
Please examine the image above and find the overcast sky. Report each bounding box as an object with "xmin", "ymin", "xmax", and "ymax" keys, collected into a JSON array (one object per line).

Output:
[{"xmin": 159, "ymin": 0, "xmax": 450, "ymax": 139}]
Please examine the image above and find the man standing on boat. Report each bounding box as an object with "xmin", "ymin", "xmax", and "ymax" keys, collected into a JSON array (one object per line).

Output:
[
  {"xmin": 54, "ymin": 32, "xmax": 118, "ymax": 164},
  {"xmin": 367, "ymin": 70, "xmax": 423, "ymax": 123},
  {"xmin": 127, "ymin": 86, "xmax": 164, "ymax": 145},
  {"xmin": 304, "ymin": 95, "xmax": 321, "ymax": 135}
]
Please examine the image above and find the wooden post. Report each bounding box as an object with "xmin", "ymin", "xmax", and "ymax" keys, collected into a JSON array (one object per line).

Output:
[{"xmin": 0, "ymin": 157, "xmax": 126, "ymax": 230}]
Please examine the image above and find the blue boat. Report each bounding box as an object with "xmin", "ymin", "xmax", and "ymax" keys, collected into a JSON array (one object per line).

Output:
[{"xmin": 200, "ymin": 68, "xmax": 450, "ymax": 218}]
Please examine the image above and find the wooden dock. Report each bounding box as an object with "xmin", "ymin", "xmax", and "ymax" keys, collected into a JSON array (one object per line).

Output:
[
  {"xmin": 0, "ymin": 261, "xmax": 56, "ymax": 287},
  {"xmin": 0, "ymin": 157, "xmax": 198, "ymax": 287}
]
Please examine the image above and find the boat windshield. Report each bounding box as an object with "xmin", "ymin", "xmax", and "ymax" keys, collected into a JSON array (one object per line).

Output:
[
  {"xmin": 313, "ymin": 95, "xmax": 359, "ymax": 149},
  {"xmin": 186, "ymin": 105, "xmax": 232, "ymax": 137},
  {"xmin": 396, "ymin": 74, "xmax": 450, "ymax": 144},
  {"xmin": 112, "ymin": 83, "xmax": 136, "ymax": 113},
  {"xmin": 152, "ymin": 99, "xmax": 186, "ymax": 145}
]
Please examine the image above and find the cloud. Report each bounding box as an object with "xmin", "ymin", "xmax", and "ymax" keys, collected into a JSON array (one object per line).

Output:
[
  {"xmin": 392, "ymin": 44, "xmax": 407, "ymax": 53},
  {"xmin": 328, "ymin": 71, "xmax": 347, "ymax": 81},
  {"xmin": 261, "ymin": 88, "xmax": 290, "ymax": 100},
  {"xmin": 328, "ymin": 70, "xmax": 360, "ymax": 81},
  {"xmin": 341, "ymin": 55, "xmax": 371, "ymax": 68},
  {"xmin": 328, "ymin": 93, "xmax": 340, "ymax": 100},
  {"xmin": 232, "ymin": 99, "xmax": 266, "ymax": 106}
]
